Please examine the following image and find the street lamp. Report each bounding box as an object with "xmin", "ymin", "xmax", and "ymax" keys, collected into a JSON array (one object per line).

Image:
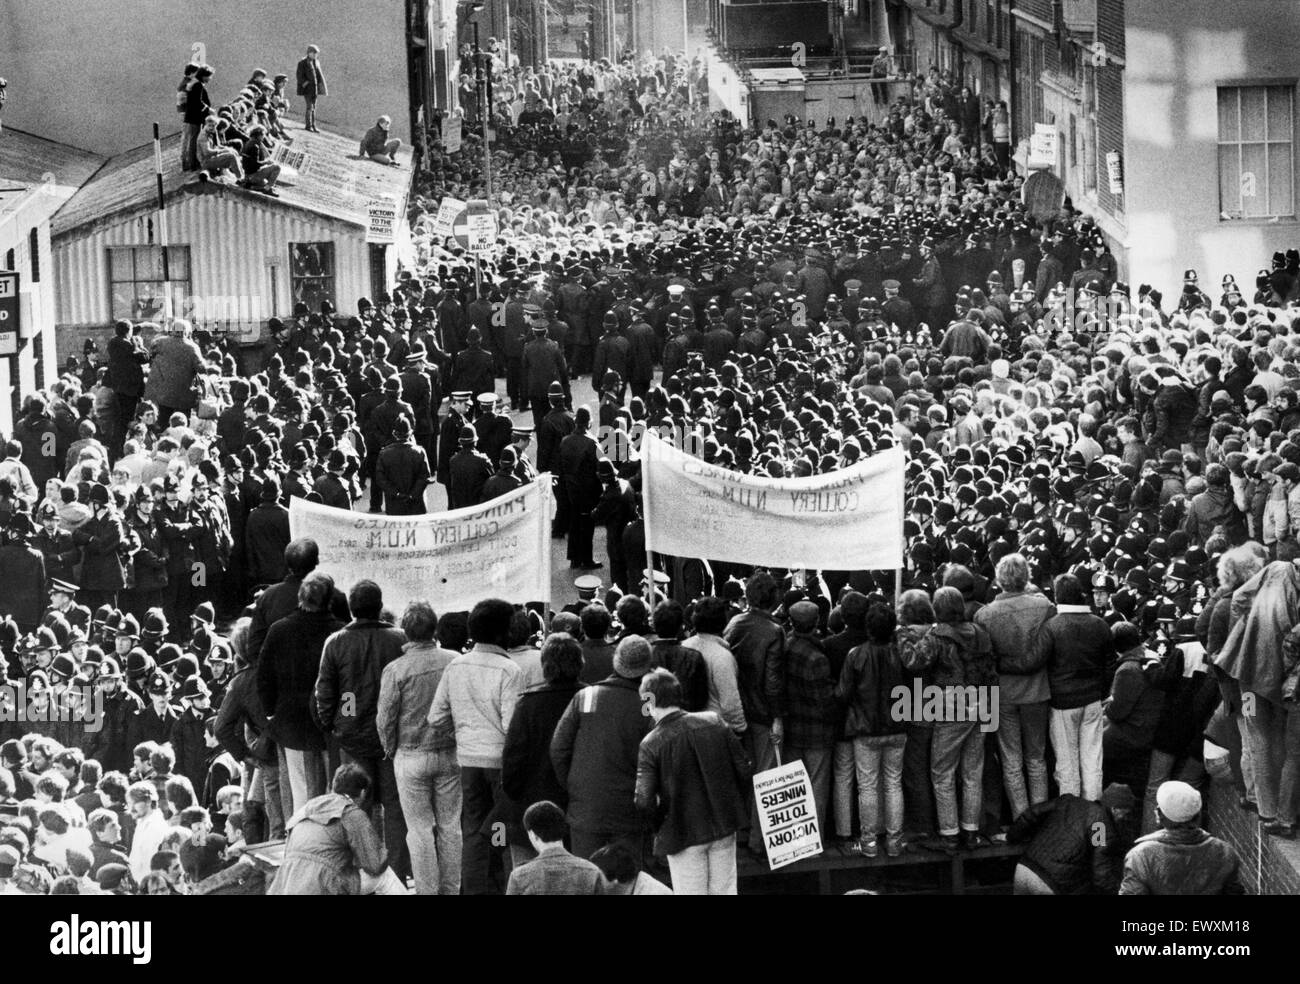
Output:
[{"xmin": 462, "ymin": 1, "xmax": 493, "ymax": 202}]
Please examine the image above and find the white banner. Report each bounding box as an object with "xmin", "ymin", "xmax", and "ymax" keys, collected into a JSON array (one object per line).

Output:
[
  {"xmin": 753, "ymin": 761, "xmax": 823, "ymax": 869},
  {"xmin": 641, "ymin": 430, "xmax": 904, "ymax": 570},
  {"xmin": 288, "ymin": 478, "xmax": 553, "ymax": 613}
]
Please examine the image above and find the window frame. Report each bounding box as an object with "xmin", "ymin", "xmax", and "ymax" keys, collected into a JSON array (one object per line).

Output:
[
  {"xmin": 106, "ymin": 244, "xmax": 192, "ymax": 323},
  {"xmin": 1217, "ymin": 82, "xmax": 1297, "ymax": 221},
  {"xmin": 288, "ymin": 241, "xmax": 338, "ymax": 314}
]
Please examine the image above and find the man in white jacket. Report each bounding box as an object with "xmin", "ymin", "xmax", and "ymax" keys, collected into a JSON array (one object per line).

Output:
[
  {"xmin": 428, "ymin": 598, "xmax": 522, "ymax": 894},
  {"xmin": 126, "ymin": 782, "xmax": 170, "ymax": 882}
]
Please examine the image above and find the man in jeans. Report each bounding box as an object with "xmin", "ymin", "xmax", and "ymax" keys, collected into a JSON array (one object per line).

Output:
[
  {"xmin": 723, "ymin": 571, "xmax": 786, "ymax": 852},
  {"xmin": 835, "ymin": 602, "xmax": 908, "ymax": 857},
  {"xmin": 377, "ymin": 600, "xmax": 461, "ymax": 895},
  {"xmin": 1033, "ymin": 573, "xmax": 1109, "ymax": 801},
  {"xmin": 974, "ymin": 553, "xmax": 1054, "ymax": 819},
  {"xmin": 428, "ymin": 598, "xmax": 522, "ymax": 894},
  {"xmin": 257, "ymin": 572, "xmax": 343, "ymax": 815},
  {"xmin": 635, "ymin": 669, "xmax": 753, "ymax": 894}
]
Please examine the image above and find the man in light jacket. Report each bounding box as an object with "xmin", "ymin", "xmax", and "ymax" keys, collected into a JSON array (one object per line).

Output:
[
  {"xmin": 973, "ymin": 553, "xmax": 1055, "ymax": 820},
  {"xmin": 427, "ymin": 598, "xmax": 522, "ymax": 894},
  {"xmin": 377, "ymin": 600, "xmax": 460, "ymax": 895}
]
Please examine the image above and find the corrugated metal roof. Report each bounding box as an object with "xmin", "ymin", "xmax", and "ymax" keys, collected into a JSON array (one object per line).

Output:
[
  {"xmin": 0, "ymin": 127, "xmax": 108, "ymax": 226},
  {"xmin": 52, "ymin": 120, "xmax": 411, "ymax": 240}
]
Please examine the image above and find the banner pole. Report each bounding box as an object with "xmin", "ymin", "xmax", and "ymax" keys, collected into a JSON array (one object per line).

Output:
[{"xmin": 645, "ymin": 549, "xmax": 655, "ymax": 605}]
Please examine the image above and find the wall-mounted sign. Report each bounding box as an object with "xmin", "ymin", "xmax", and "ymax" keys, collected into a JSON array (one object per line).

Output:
[{"xmin": 0, "ymin": 271, "xmax": 19, "ymax": 356}]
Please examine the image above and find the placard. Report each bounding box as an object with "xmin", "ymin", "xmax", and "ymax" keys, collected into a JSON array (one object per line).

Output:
[{"xmin": 753, "ymin": 760, "xmax": 823, "ymax": 869}]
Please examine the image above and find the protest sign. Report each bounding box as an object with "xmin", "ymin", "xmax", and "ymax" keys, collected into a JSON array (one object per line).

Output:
[
  {"xmin": 641, "ymin": 429, "xmax": 904, "ymax": 569},
  {"xmin": 288, "ymin": 478, "xmax": 553, "ymax": 613},
  {"xmin": 753, "ymin": 760, "xmax": 823, "ymax": 869}
]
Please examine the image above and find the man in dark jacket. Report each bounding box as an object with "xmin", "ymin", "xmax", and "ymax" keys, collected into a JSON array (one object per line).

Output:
[
  {"xmin": 1183, "ymin": 464, "xmax": 1245, "ymax": 546},
  {"xmin": 88, "ymin": 657, "xmax": 143, "ymax": 776},
  {"xmin": 474, "ymin": 393, "xmax": 513, "ymax": 465},
  {"xmin": 0, "ymin": 514, "xmax": 46, "ymax": 631},
  {"xmin": 834, "ymin": 601, "xmax": 907, "ymax": 857},
  {"xmin": 551, "ymin": 634, "xmax": 654, "ymax": 863},
  {"xmin": 106, "ymin": 320, "xmax": 150, "ymax": 454},
  {"xmin": 537, "ymin": 384, "xmax": 575, "ymax": 536},
  {"xmin": 257, "ymin": 571, "xmax": 342, "ymax": 817},
  {"xmin": 521, "ymin": 321, "xmax": 571, "ymax": 433},
  {"xmin": 1008, "ymin": 784, "xmax": 1136, "ymax": 894},
  {"xmin": 1033, "ymin": 574, "xmax": 1110, "ymax": 802},
  {"xmin": 558, "ymin": 406, "xmax": 602, "ymax": 570},
  {"xmin": 295, "ymin": 45, "xmax": 326, "ymax": 132},
  {"xmin": 182, "ymin": 65, "xmax": 213, "ymax": 170},
  {"xmin": 246, "ymin": 538, "xmax": 350, "ymax": 664},
  {"xmin": 591, "ymin": 460, "xmax": 636, "ymax": 592},
  {"xmin": 782, "ymin": 601, "xmax": 837, "ymax": 828},
  {"xmin": 451, "ymin": 329, "xmax": 496, "ymax": 405},
  {"xmin": 73, "ymin": 484, "xmax": 127, "ymax": 610},
  {"xmin": 437, "ymin": 391, "xmax": 473, "ymax": 493},
  {"xmin": 244, "ymin": 478, "xmax": 291, "ymax": 589},
  {"xmin": 635, "ymin": 668, "xmax": 753, "ymax": 893},
  {"xmin": 398, "ymin": 345, "xmax": 438, "ymax": 468},
  {"xmin": 215, "ymin": 650, "xmax": 285, "ymax": 842},
  {"xmin": 315, "ymin": 579, "xmax": 409, "ymax": 880},
  {"xmin": 448, "ymin": 424, "xmax": 493, "ymax": 509},
  {"xmin": 723, "ymin": 571, "xmax": 785, "ymax": 852},
  {"xmin": 375, "ymin": 415, "xmax": 430, "ymax": 515},
  {"xmin": 649, "ymin": 601, "xmax": 708, "ymax": 712},
  {"xmin": 500, "ymin": 631, "xmax": 585, "ymax": 865}
]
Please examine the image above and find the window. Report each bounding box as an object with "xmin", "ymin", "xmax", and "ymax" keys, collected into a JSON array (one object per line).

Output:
[
  {"xmin": 289, "ymin": 242, "xmax": 336, "ymax": 313},
  {"xmin": 28, "ymin": 229, "xmax": 39, "ymax": 282},
  {"xmin": 108, "ymin": 245, "xmax": 191, "ymax": 322},
  {"xmin": 1218, "ymin": 84, "xmax": 1295, "ymax": 220}
]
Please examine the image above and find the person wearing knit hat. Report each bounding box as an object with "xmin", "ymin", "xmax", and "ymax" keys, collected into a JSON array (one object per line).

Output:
[
  {"xmin": 612, "ymin": 634, "xmax": 653, "ymax": 679},
  {"xmin": 1118, "ymin": 780, "xmax": 1242, "ymax": 894}
]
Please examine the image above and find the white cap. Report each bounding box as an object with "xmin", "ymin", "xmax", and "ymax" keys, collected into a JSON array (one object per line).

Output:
[{"xmin": 1155, "ymin": 781, "xmax": 1201, "ymax": 823}]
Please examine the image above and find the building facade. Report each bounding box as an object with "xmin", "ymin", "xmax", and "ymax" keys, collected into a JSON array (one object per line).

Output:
[
  {"xmin": 1009, "ymin": 0, "xmax": 1299, "ymax": 296},
  {"xmin": 0, "ymin": 130, "xmax": 106, "ymax": 435},
  {"xmin": 49, "ymin": 126, "xmax": 412, "ymax": 363}
]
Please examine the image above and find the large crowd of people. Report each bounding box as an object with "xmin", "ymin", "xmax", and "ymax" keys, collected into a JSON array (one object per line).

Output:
[{"xmin": 0, "ymin": 45, "xmax": 1297, "ymax": 896}]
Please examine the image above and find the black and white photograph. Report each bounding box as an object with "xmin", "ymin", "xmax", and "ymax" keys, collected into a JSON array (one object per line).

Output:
[{"xmin": 0, "ymin": 0, "xmax": 1290, "ymax": 939}]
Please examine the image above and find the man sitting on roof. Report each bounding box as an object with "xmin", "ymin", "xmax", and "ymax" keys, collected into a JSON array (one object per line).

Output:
[
  {"xmin": 360, "ymin": 116, "xmax": 402, "ymax": 167},
  {"xmin": 198, "ymin": 118, "xmax": 244, "ymax": 184},
  {"xmin": 240, "ymin": 125, "xmax": 282, "ymax": 198}
]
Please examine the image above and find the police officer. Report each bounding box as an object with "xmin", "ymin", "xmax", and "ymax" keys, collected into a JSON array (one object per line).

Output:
[
  {"xmin": 521, "ymin": 309, "xmax": 571, "ymax": 432},
  {"xmin": 375, "ymin": 415, "xmax": 431, "ymax": 516},
  {"xmin": 448, "ymin": 424, "xmax": 493, "ymax": 510}
]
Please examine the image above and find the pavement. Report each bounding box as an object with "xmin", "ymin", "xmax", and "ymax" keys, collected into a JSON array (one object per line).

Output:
[{"xmin": 386, "ymin": 371, "xmax": 609, "ymax": 614}]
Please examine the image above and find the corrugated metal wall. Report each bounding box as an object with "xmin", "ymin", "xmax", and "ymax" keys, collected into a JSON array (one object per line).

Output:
[{"xmin": 54, "ymin": 193, "xmax": 372, "ymax": 345}]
